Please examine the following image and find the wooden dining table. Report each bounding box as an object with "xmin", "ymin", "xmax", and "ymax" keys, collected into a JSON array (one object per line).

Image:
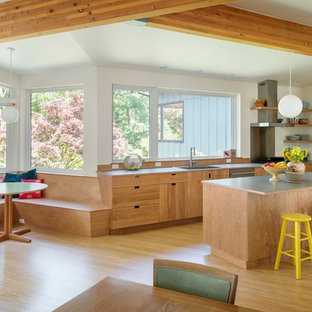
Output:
[
  {"xmin": 54, "ymin": 277, "xmax": 261, "ymax": 312},
  {"xmin": 0, "ymin": 182, "xmax": 47, "ymax": 243}
]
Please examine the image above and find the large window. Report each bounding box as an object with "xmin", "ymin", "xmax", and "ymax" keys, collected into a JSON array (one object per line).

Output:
[
  {"xmin": 112, "ymin": 86, "xmax": 235, "ymax": 161},
  {"xmin": 30, "ymin": 89, "xmax": 84, "ymax": 171},
  {"xmin": 158, "ymin": 92, "xmax": 233, "ymax": 158},
  {"xmin": 113, "ymin": 88, "xmax": 150, "ymax": 160}
]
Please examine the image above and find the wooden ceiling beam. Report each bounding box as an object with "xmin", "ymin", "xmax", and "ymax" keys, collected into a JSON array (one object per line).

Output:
[
  {"xmin": 0, "ymin": 0, "xmax": 238, "ymax": 42},
  {"xmin": 148, "ymin": 5, "xmax": 312, "ymax": 56}
]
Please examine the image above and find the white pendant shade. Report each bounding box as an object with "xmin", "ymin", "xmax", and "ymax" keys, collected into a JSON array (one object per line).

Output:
[
  {"xmin": 278, "ymin": 94, "xmax": 303, "ymax": 118},
  {"xmin": 1, "ymin": 105, "xmax": 20, "ymax": 123}
]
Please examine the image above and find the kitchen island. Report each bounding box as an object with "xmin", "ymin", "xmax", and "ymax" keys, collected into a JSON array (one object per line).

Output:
[{"xmin": 202, "ymin": 173, "xmax": 312, "ymax": 269}]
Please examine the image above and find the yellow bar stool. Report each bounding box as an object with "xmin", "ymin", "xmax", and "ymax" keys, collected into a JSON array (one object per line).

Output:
[{"xmin": 274, "ymin": 213, "xmax": 312, "ymax": 279}]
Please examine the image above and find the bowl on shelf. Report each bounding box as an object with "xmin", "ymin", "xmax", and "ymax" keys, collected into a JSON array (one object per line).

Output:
[
  {"xmin": 295, "ymin": 134, "xmax": 309, "ymax": 140},
  {"xmin": 286, "ymin": 135, "xmax": 300, "ymax": 141},
  {"xmin": 262, "ymin": 166, "xmax": 286, "ymax": 182},
  {"xmin": 255, "ymin": 101, "xmax": 265, "ymax": 107},
  {"xmin": 302, "ymin": 101, "xmax": 309, "ymax": 109},
  {"xmin": 299, "ymin": 118, "xmax": 309, "ymax": 125}
]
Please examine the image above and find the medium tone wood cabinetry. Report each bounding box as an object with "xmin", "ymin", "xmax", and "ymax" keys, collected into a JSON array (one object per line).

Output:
[
  {"xmin": 160, "ymin": 182, "xmax": 187, "ymax": 221},
  {"xmin": 186, "ymin": 169, "xmax": 229, "ymax": 218},
  {"xmin": 103, "ymin": 171, "xmax": 190, "ymax": 230},
  {"xmin": 159, "ymin": 172, "xmax": 187, "ymax": 222},
  {"xmin": 305, "ymin": 163, "xmax": 312, "ymax": 172},
  {"xmin": 99, "ymin": 169, "xmax": 232, "ymax": 231},
  {"xmin": 110, "ymin": 175, "xmax": 160, "ymax": 230},
  {"xmin": 254, "ymin": 167, "xmax": 269, "ymax": 176}
]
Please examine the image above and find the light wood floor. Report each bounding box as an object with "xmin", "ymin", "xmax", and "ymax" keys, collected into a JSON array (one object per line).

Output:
[{"xmin": 1, "ymin": 223, "xmax": 312, "ymax": 312}]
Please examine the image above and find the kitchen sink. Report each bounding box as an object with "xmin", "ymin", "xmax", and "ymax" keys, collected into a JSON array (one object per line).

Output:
[{"xmin": 178, "ymin": 165, "xmax": 221, "ymax": 170}]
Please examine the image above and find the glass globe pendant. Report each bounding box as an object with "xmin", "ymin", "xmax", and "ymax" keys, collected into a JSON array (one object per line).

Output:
[{"xmin": 278, "ymin": 55, "xmax": 302, "ymax": 118}]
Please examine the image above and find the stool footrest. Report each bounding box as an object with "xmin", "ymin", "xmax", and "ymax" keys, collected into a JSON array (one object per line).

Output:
[
  {"xmin": 301, "ymin": 249, "xmax": 312, "ymax": 256},
  {"xmin": 301, "ymin": 256, "xmax": 312, "ymax": 262},
  {"xmin": 281, "ymin": 251, "xmax": 295, "ymax": 258}
]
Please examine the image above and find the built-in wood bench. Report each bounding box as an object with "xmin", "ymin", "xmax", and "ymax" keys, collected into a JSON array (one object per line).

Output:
[{"xmin": 9, "ymin": 173, "xmax": 111, "ymax": 237}]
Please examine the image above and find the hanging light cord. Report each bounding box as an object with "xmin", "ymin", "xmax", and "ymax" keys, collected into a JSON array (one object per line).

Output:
[
  {"xmin": 7, "ymin": 47, "xmax": 15, "ymax": 101},
  {"xmin": 289, "ymin": 54, "xmax": 292, "ymax": 95}
]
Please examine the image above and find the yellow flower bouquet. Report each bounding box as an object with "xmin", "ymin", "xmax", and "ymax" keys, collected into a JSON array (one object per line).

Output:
[{"xmin": 282, "ymin": 146, "xmax": 308, "ymax": 162}]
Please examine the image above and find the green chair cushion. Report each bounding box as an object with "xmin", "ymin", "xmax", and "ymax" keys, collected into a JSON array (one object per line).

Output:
[{"xmin": 155, "ymin": 266, "xmax": 231, "ymax": 303}]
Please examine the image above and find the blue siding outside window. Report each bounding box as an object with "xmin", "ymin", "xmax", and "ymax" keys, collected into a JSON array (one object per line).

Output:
[{"xmin": 158, "ymin": 92, "xmax": 233, "ymax": 158}]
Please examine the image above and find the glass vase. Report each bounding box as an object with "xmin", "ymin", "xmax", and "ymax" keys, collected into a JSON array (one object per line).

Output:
[{"xmin": 124, "ymin": 154, "xmax": 143, "ymax": 170}]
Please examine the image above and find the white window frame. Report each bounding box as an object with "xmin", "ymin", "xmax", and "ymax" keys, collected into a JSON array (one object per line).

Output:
[
  {"xmin": 26, "ymin": 85, "xmax": 84, "ymax": 174},
  {"xmin": 112, "ymin": 85, "xmax": 237, "ymax": 162},
  {"xmin": 158, "ymin": 101, "xmax": 184, "ymax": 143}
]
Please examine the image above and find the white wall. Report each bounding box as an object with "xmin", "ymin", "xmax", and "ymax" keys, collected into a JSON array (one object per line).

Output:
[
  {"xmin": 274, "ymin": 86, "xmax": 306, "ymax": 157},
  {"xmin": 20, "ymin": 66, "xmax": 98, "ymax": 176},
  {"xmin": 98, "ymin": 67, "xmax": 258, "ymax": 164},
  {"xmin": 0, "ymin": 67, "xmax": 20, "ymax": 171},
  {"xmin": 12, "ymin": 65, "xmax": 309, "ymax": 174}
]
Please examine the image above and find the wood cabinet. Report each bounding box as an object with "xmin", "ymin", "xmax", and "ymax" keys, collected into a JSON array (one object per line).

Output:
[
  {"xmin": 254, "ymin": 167, "xmax": 269, "ymax": 176},
  {"xmin": 160, "ymin": 182, "xmax": 187, "ymax": 221},
  {"xmin": 110, "ymin": 174, "xmax": 160, "ymax": 229},
  {"xmin": 159, "ymin": 172, "xmax": 187, "ymax": 222},
  {"xmin": 305, "ymin": 163, "xmax": 312, "ymax": 172},
  {"xmin": 186, "ymin": 169, "xmax": 229, "ymax": 218},
  {"xmin": 99, "ymin": 168, "xmax": 231, "ymax": 230}
]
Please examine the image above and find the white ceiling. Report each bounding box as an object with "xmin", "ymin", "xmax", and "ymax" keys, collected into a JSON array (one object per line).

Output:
[{"xmin": 0, "ymin": 0, "xmax": 311, "ymax": 86}]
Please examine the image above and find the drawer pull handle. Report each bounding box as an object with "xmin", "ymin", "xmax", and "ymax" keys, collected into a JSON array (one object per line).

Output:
[
  {"xmin": 135, "ymin": 175, "xmax": 140, "ymax": 178},
  {"xmin": 209, "ymin": 173, "xmax": 211, "ymax": 179},
  {"xmin": 171, "ymin": 173, "xmax": 176, "ymax": 176},
  {"xmin": 172, "ymin": 183, "xmax": 176, "ymax": 186},
  {"xmin": 134, "ymin": 205, "xmax": 140, "ymax": 209},
  {"xmin": 134, "ymin": 186, "xmax": 140, "ymax": 189}
]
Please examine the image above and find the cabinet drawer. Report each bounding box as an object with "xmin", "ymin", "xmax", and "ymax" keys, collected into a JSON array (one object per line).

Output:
[
  {"xmin": 111, "ymin": 203, "xmax": 160, "ymax": 229},
  {"xmin": 112, "ymin": 184, "xmax": 160, "ymax": 207},
  {"xmin": 159, "ymin": 172, "xmax": 187, "ymax": 184},
  {"xmin": 112, "ymin": 174, "xmax": 160, "ymax": 187}
]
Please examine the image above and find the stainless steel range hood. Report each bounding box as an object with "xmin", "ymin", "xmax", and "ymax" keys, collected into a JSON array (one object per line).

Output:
[
  {"xmin": 250, "ymin": 80, "xmax": 281, "ymax": 162},
  {"xmin": 251, "ymin": 80, "xmax": 283, "ymax": 127}
]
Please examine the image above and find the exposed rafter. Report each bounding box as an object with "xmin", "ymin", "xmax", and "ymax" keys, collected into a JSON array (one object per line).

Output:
[
  {"xmin": 0, "ymin": 0, "xmax": 238, "ymax": 42},
  {"xmin": 148, "ymin": 5, "xmax": 312, "ymax": 56}
]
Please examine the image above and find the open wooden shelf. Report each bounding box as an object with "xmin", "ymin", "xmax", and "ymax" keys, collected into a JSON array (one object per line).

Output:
[
  {"xmin": 250, "ymin": 106, "xmax": 312, "ymax": 112},
  {"xmin": 292, "ymin": 124, "xmax": 312, "ymax": 127},
  {"xmin": 283, "ymin": 140, "xmax": 312, "ymax": 143}
]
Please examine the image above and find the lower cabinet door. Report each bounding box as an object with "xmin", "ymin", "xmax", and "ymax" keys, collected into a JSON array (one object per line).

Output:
[
  {"xmin": 111, "ymin": 203, "xmax": 160, "ymax": 229},
  {"xmin": 160, "ymin": 182, "xmax": 187, "ymax": 222}
]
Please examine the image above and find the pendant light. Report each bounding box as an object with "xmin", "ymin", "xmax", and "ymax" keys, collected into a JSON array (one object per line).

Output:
[
  {"xmin": 0, "ymin": 47, "xmax": 19, "ymax": 123},
  {"xmin": 278, "ymin": 55, "xmax": 302, "ymax": 118}
]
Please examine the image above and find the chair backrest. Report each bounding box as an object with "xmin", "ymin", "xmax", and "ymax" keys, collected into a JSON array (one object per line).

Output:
[{"xmin": 153, "ymin": 259, "xmax": 238, "ymax": 304}]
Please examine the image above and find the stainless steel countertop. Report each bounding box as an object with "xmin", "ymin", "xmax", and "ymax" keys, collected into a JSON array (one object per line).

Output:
[
  {"xmin": 202, "ymin": 172, "xmax": 312, "ymax": 195},
  {"xmin": 98, "ymin": 163, "xmax": 263, "ymax": 176}
]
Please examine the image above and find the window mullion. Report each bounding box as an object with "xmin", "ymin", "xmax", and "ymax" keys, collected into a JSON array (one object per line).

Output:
[{"xmin": 150, "ymin": 89, "xmax": 158, "ymax": 161}]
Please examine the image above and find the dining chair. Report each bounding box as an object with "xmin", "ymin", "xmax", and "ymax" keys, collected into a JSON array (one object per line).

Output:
[{"xmin": 153, "ymin": 259, "xmax": 238, "ymax": 304}]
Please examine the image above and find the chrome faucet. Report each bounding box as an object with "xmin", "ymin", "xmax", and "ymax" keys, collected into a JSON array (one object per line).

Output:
[{"xmin": 190, "ymin": 147, "xmax": 196, "ymax": 167}]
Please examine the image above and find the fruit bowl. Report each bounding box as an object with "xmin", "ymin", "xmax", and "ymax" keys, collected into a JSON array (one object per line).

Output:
[{"xmin": 262, "ymin": 166, "xmax": 286, "ymax": 182}]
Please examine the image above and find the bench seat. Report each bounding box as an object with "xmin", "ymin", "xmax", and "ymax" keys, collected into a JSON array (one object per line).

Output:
[
  {"xmin": 13, "ymin": 198, "xmax": 110, "ymax": 237},
  {"xmin": 0, "ymin": 173, "xmax": 112, "ymax": 237},
  {"xmin": 14, "ymin": 198, "xmax": 106, "ymax": 211}
]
